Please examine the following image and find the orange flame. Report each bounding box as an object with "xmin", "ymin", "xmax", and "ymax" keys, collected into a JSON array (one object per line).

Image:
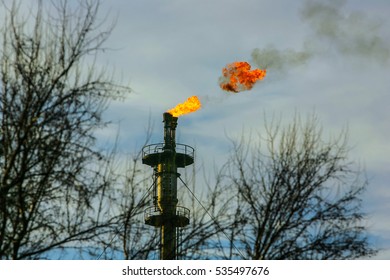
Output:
[
  {"xmin": 219, "ymin": 61, "xmax": 266, "ymax": 93},
  {"xmin": 167, "ymin": 95, "xmax": 201, "ymax": 117}
]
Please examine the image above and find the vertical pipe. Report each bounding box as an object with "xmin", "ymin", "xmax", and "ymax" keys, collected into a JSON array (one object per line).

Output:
[{"xmin": 157, "ymin": 112, "xmax": 178, "ymax": 260}]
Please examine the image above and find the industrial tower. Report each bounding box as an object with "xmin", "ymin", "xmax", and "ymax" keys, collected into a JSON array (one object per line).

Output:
[{"xmin": 142, "ymin": 112, "xmax": 193, "ymax": 260}]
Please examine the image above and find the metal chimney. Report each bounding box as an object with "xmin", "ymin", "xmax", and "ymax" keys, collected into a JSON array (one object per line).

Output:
[{"xmin": 142, "ymin": 112, "xmax": 194, "ymax": 260}]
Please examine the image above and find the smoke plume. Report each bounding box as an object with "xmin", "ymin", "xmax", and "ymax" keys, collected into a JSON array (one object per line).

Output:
[
  {"xmin": 251, "ymin": 0, "xmax": 389, "ymax": 73},
  {"xmin": 301, "ymin": 0, "xmax": 389, "ymax": 64},
  {"xmin": 251, "ymin": 46, "xmax": 312, "ymax": 72}
]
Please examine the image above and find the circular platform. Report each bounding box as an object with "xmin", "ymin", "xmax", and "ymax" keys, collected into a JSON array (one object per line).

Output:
[
  {"xmin": 142, "ymin": 143, "xmax": 194, "ymax": 168},
  {"xmin": 144, "ymin": 206, "xmax": 190, "ymax": 227}
]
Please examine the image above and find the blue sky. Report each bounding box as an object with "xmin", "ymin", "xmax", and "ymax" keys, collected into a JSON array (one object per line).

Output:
[
  {"xmin": 88, "ymin": 0, "xmax": 390, "ymax": 258},
  {"xmin": 1, "ymin": 0, "xmax": 389, "ymax": 260},
  {"xmin": 6, "ymin": 0, "xmax": 384, "ymax": 259}
]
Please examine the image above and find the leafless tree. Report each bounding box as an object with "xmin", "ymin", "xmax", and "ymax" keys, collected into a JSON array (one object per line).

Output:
[
  {"xmin": 213, "ymin": 114, "xmax": 376, "ymax": 259},
  {"xmin": 177, "ymin": 170, "xmax": 238, "ymax": 260},
  {"xmin": 89, "ymin": 131, "xmax": 161, "ymax": 260},
  {"xmin": 0, "ymin": 0, "xmax": 130, "ymax": 259}
]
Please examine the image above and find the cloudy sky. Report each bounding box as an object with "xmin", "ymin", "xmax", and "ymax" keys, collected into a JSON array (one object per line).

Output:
[{"xmin": 89, "ymin": 0, "xmax": 390, "ymax": 259}]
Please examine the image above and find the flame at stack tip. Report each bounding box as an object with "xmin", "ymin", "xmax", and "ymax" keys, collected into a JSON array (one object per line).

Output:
[
  {"xmin": 166, "ymin": 95, "xmax": 201, "ymax": 117},
  {"xmin": 219, "ymin": 61, "xmax": 266, "ymax": 93}
]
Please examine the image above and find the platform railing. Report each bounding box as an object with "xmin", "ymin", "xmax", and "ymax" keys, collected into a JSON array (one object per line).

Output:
[
  {"xmin": 144, "ymin": 205, "xmax": 190, "ymax": 221},
  {"xmin": 142, "ymin": 143, "xmax": 194, "ymax": 159}
]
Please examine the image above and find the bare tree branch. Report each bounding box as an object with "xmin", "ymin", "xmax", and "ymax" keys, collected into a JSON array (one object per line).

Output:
[
  {"xmin": 0, "ymin": 0, "xmax": 130, "ymax": 259},
  {"xmin": 214, "ymin": 114, "xmax": 376, "ymax": 259}
]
